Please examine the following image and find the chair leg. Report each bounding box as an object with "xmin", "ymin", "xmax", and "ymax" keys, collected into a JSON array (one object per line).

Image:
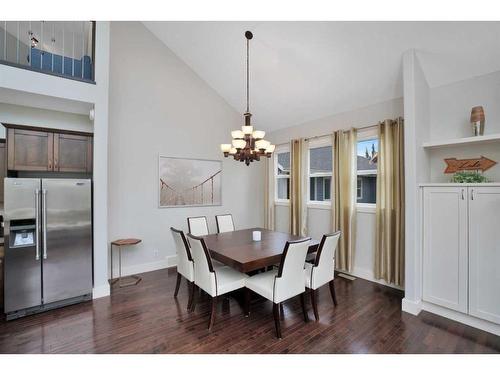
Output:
[
  {"xmin": 310, "ymin": 288, "xmax": 319, "ymax": 321},
  {"xmin": 174, "ymin": 273, "xmax": 182, "ymax": 297},
  {"xmin": 187, "ymin": 281, "xmax": 195, "ymax": 311},
  {"xmin": 244, "ymin": 288, "xmax": 251, "ymax": 317},
  {"xmin": 208, "ymin": 296, "xmax": 218, "ymax": 331},
  {"xmin": 329, "ymin": 280, "xmax": 338, "ymax": 306},
  {"xmin": 300, "ymin": 292, "xmax": 309, "ymax": 322},
  {"xmin": 273, "ymin": 303, "xmax": 282, "ymax": 339},
  {"xmin": 190, "ymin": 285, "xmax": 198, "ymax": 312}
]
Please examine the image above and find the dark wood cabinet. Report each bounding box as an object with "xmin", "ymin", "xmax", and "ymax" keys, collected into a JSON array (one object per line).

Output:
[
  {"xmin": 54, "ymin": 133, "xmax": 93, "ymax": 173},
  {"xmin": 4, "ymin": 124, "xmax": 93, "ymax": 173},
  {"xmin": 7, "ymin": 128, "xmax": 54, "ymax": 171}
]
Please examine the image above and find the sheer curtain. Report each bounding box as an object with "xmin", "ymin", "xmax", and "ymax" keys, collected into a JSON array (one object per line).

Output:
[
  {"xmin": 264, "ymin": 156, "xmax": 275, "ymax": 230},
  {"xmin": 290, "ymin": 138, "xmax": 308, "ymax": 236},
  {"xmin": 375, "ymin": 118, "xmax": 405, "ymax": 286},
  {"xmin": 332, "ymin": 128, "xmax": 357, "ymax": 272}
]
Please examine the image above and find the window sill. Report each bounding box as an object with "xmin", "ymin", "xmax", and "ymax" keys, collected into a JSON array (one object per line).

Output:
[
  {"xmin": 274, "ymin": 200, "xmax": 290, "ymax": 207},
  {"xmin": 307, "ymin": 202, "xmax": 332, "ymax": 210},
  {"xmin": 357, "ymin": 203, "xmax": 376, "ymax": 213}
]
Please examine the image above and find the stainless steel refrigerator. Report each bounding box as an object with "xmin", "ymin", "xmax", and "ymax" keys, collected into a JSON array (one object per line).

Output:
[{"xmin": 3, "ymin": 178, "xmax": 92, "ymax": 320}]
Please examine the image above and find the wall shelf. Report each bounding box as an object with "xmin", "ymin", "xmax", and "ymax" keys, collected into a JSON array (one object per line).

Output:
[{"xmin": 422, "ymin": 133, "xmax": 500, "ymax": 149}]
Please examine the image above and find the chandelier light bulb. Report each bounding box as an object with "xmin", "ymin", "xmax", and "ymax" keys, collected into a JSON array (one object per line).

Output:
[
  {"xmin": 220, "ymin": 144, "xmax": 232, "ymax": 153},
  {"xmin": 229, "ymin": 147, "xmax": 237, "ymax": 154},
  {"xmin": 266, "ymin": 144, "xmax": 276, "ymax": 153},
  {"xmin": 232, "ymin": 139, "xmax": 246, "ymax": 149},
  {"xmin": 255, "ymin": 139, "xmax": 270, "ymax": 150},
  {"xmin": 242, "ymin": 125, "xmax": 254, "ymax": 135},
  {"xmin": 252, "ymin": 130, "xmax": 265, "ymax": 139},
  {"xmin": 231, "ymin": 130, "xmax": 245, "ymax": 139}
]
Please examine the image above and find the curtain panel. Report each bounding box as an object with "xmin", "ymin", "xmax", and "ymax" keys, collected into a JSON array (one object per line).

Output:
[
  {"xmin": 332, "ymin": 128, "xmax": 357, "ymax": 272},
  {"xmin": 375, "ymin": 118, "xmax": 405, "ymax": 286},
  {"xmin": 264, "ymin": 156, "xmax": 275, "ymax": 230},
  {"xmin": 290, "ymin": 138, "xmax": 309, "ymax": 236}
]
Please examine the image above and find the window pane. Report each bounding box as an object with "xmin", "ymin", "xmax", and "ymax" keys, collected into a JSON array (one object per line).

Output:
[
  {"xmin": 357, "ymin": 139, "xmax": 378, "ymax": 204},
  {"xmin": 277, "ymin": 152, "xmax": 290, "ymax": 175},
  {"xmin": 309, "ymin": 146, "xmax": 332, "ymax": 173},
  {"xmin": 277, "ymin": 178, "xmax": 290, "ymax": 200},
  {"xmin": 309, "ymin": 176, "xmax": 331, "ymax": 202}
]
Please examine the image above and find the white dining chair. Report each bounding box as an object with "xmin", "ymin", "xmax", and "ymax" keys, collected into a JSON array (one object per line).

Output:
[
  {"xmin": 187, "ymin": 233, "xmax": 248, "ymax": 331},
  {"xmin": 215, "ymin": 214, "xmax": 235, "ymax": 233},
  {"xmin": 187, "ymin": 216, "xmax": 209, "ymax": 236},
  {"xmin": 304, "ymin": 232, "xmax": 341, "ymax": 321},
  {"xmin": 170, "ymin": 227, "xmax": 195, "ymax": 310},
  {"xmin": 245, "ymin": 238, "xmax": 311, "ymax": 338}
]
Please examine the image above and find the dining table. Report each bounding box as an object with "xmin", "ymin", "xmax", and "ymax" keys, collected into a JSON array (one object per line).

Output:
[{"xmin": 201, "ymin": 227, "xmax": 319, "ymax": 273}]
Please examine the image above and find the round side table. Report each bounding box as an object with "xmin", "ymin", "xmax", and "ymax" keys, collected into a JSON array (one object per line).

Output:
[{"xmin": 110, "ymin": 238, "xmax": 142, "ymax": 288}]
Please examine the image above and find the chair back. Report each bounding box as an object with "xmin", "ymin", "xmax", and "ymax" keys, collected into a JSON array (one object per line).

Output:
[
  {"xmin": 215, "ymin": 214, "xmax": 235, "ymax": 233},
  {"xmin": 310, "ymin": 232, "xmax": 341, "ymax": 289},
  {"xmin": 170, "ymin": 227, "xmax": 193, "ymax": 281},
  {"xmin": 186, "ymin": 233, "xmax": 216, "ymax": 296},
  {"xmin": 274, "ymin": 238, "xmax": 311, "ymax": 303},
  {"xmin": 187, "ymin": 216, "xmax": 209, "ymax": 236}
]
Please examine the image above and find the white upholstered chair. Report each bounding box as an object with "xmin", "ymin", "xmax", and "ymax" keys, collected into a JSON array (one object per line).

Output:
[
  {"xmin": 170, "ymin": 227, "xmax": 195, "ymax": 310},
  {"xmin": 215, "ymin": 214, "xmax": 235, "ymax": 233},
  {"xmin": 187, "ymin": 233, "xmax": 248, "ymax": 331},
  {"xmin": 245, "ymin": 238, "xmax": 311, "ymax": 338},
  {"xmin": 187, "ymin": 216, "xmax": 209, "ymax": 236},
  {"xmin": 304, "ymin": 232, "xmax": 341, "ymax": 321}
]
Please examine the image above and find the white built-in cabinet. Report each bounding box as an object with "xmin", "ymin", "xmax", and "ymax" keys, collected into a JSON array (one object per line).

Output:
[{"xmin": 422, "ymin": 185, "xmax": 500, "ymax": 325}]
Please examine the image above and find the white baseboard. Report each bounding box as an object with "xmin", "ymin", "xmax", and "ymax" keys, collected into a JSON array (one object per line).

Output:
[
  {"xmin": 92, "ymin": 284, "xmax": 110, "ymax": 299},
  {"xmin": 119, "ymin": 255, "xmax": 178, "ymax": 277},
  {"xmin": 343, "ymin": 266, "xmax": 404, "ymax": 291},
  {"xmin": 422, "ymin": 301, "xmax": 500, "ymax": 336},
  {"xmin": 402, "ymin": 298, "xmax": 422, "ymax": 315}
]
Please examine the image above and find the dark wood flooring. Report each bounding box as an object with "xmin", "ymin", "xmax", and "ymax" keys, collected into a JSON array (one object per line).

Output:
[{"xmin": 1, "ymin": 268, "xmax": 499, "ymax": 354}]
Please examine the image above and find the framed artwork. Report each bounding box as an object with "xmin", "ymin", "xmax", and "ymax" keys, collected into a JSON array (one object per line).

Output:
[{"xmin": 158, "ymin": 156, "xmax": 222, "ymax": 207}]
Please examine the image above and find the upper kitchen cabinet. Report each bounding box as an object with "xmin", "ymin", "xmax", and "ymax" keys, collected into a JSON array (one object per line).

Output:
[
  {"xmin": 3, "ymin": 124, "xmax": 93, "ymax": 173},
  {"xmin": 7, "ymin": 128, "xmax": 54, "ymax": 171},
  {"xmin": 53, "ymin": 133, "xmax": 93, "ymax": 173}
]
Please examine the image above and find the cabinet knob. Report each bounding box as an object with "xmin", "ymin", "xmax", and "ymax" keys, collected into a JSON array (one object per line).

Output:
[{"xmin": 471, "ymin": 189, "xmax": 474, "ymax": 200}]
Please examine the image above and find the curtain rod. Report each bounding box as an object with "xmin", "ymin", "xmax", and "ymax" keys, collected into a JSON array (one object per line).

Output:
[{"xmin": 303, "ymin": 123, "xmax": 379, "ymax": 141}]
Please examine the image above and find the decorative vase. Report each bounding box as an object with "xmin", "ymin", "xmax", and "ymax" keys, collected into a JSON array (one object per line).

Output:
[{"xmin": 470, "ymin": 106, "xmax": 485, "ymax": 136}]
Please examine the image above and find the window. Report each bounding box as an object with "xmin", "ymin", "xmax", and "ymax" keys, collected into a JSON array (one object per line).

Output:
[
  {"xmin": 356, "ymin": 134, "xmax": 378, "ymax": 204},
  {"xmin": 308, "ymin": 140, "xmax": 332, "ymax": 204},
  {"xmin": 357, "ymin": 177, "xmax": 363, "ymax": 199},
  {"xmin": 275, "ymin": 146, "xmax": 290, "ymax": 201}
]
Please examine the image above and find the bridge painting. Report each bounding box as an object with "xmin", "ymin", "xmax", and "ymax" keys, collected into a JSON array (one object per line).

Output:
[{"xmin": 159, "ymin": 156, "xmax": 222, "ymax": 207}]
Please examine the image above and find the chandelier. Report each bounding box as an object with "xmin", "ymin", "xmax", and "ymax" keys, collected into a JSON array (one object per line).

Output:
[{"xmin": 220, "ymin": 31, "xmax": 275, "ymax": 166}]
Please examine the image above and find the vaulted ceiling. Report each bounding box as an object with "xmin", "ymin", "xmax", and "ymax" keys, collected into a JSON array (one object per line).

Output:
[{"xmin": 144, "ymin": 21, "xmax": 500, "ymax": 132}]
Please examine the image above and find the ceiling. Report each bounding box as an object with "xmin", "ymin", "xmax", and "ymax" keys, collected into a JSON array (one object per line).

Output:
[{"xmin": 143, "ymin": 21, "xmax": 500, "ymax": 132}]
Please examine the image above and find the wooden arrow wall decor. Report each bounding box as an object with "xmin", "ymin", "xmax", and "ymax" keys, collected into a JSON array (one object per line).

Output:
[{"xmin": 444, "ymin": 156, "xmax": 497, "ymax": 174}]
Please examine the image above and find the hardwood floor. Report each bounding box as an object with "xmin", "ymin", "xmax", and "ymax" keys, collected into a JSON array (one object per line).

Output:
[{"xmin": 1, "ymin": 267, "xmax": 499, "ymax": 354}]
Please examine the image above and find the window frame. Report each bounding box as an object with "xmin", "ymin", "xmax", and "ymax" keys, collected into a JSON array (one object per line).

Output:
[
  {"xmin": 307, "ymin": 137, "xmax": 333, "ymax": 209},
  {"xmin": 356, "ymin": 126, "xmax": 378, "ymax": 209},
  {"xmin": 274, "ymin": 144, "xmax": 291, "ymax": 205},
  {"xmin": 357, "ymin": 177, "xmax": 363, "ymax": 200}
]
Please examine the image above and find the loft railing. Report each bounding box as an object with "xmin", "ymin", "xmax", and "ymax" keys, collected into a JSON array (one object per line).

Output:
[{"xmin": 0, "ymin": 21, "xmax": 95, "ymax": 83}]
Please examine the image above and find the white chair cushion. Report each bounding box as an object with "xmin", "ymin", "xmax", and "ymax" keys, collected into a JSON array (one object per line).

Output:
[
  {"xmin": 245, "ymin": 269, "xmax": 278, "ymax": 302},
  {"xmin": 304, "ymin": 262, "xmax": 313, "ymax": 289},
  {"xmin": 179, "ymin": 260, "xmax": 194, "ymax": 282},
  {"xmin": 214, "ymin": 266, "xmax": 248, "ymax": 296}
]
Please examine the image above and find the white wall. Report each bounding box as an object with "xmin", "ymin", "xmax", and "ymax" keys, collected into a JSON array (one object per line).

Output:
[
  {"xmin": 267, "ymin": 98, "xmax": 403, "ymax": 288},
  {"xmin": 428, "ymin": 70, "xmax": 500, "ymax": 183},
  {"xmin": 0, "ymin": 103, "xmax": 92, "ymax": 137},
  {"xmin": 108, "ymin": 22, "xmax": 263, "ymax": 276}
]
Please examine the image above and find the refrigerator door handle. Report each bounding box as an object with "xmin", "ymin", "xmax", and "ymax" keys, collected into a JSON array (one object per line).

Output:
[
  {"xmin": 42, "ymin": 189, "xmax": 48, "ymax": 259},
  {"xmin": 35, "ymin": 189, "xmax": 40, "ymax": 261}
]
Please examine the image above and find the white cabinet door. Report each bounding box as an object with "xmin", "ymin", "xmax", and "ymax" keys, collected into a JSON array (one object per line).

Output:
[
  {"xmin": 468, "ymin": 186, "xmax": 500, "ymax": 324},
  {"xmin": 422, "ymin": 187, "xmax": 468, "ymax": 313}
]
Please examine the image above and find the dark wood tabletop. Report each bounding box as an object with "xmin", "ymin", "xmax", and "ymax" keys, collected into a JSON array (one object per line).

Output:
[{"xmin": 202, "ymin": 228, "xmax": 319, "ymax": 273}]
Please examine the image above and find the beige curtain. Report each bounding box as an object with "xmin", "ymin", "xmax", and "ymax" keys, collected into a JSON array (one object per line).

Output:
[
  {"xmin": 332, "ymin": 128, "xmax": 357, "ymax": 272},
  {"xmin": 375, "ymin": 118, "xmax": 405, "ymax": 286},
  {"xmin": 290, "ymin": 138, "xmax": 308, "ymax": 236},
  {"xmin": 264, "ymin": 156, "xmax": 275, "ymax": 230}
]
